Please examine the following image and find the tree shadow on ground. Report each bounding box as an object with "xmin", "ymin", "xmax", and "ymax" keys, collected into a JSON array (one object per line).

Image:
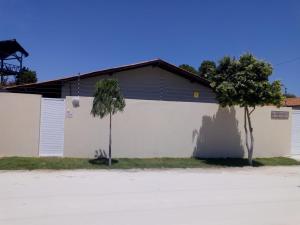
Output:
[
  {"xmin": 89, "ymin": 158, "xmax": 119, "ymax": 165},
  {"xmin": 194, "ymin": 158, "xmax": 264, "ymax": 167},
  {"xmin": 193, "ymin": 106, "xmax": 245, "ymax": 158},
  {"xmin": 88, "ymin": 149, "xmax": 119, "ymax": 165}
]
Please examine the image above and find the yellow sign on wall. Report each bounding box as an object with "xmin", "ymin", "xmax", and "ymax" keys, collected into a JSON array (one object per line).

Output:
[{"xmin": 193, "ymin": 91, "xmax": 200, "ymax": 98}]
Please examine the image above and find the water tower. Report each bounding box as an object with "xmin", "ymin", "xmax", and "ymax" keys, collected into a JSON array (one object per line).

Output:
[{"xmin": 0, "ymin": 39, "xmax": 29, "ymax": 86}]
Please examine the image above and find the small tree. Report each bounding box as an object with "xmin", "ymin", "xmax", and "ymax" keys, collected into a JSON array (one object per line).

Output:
[
  {"xmin": 198, "ymin": 60, "xmax": 216, "ymax": 80},
  {"xmin": 91, "ymin": 79, "xmax": 125, "ymax": 166},
  {"xmin": 179, "ymin": 64, "xmax": 198, "ymax": 74},
  {"xmin": 207, "ymin": 53, "xmax": 284, "ymax": 165},
  {"xmin": 15, "ymin": 67, "xmax": 38, "ymax": 85}
]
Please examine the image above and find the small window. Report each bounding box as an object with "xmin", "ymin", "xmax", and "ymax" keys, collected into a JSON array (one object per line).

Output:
[
  {"xmin": 271, "ymin": 111, "xmax": 289, "ymax": 120},
  {"xmin": 193, "ymin": 91, "xmax": 200, "ymax": 98}
]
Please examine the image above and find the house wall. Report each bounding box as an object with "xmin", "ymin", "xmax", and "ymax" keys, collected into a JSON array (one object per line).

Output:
[
  {"xmin": 61, "ymin": 66, "xmax": 217, "ymax": 103},
  {"xmin": 0, "ymin": 93, "xmax": 41, "ymax": 157},
  {"xmin": 64, "ymin": 97, "xmax": 292, "ymax": 158}
]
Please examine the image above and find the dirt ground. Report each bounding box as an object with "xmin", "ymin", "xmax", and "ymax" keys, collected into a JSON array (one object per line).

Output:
[{"xmin": 1, "ymin": 166, "xmax": 300, "ymax": 225}]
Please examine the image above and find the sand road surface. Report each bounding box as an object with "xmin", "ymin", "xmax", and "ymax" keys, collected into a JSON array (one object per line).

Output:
[{"xmin": 1, "ymin": 166, "xmax": 300, "ymax": 225}]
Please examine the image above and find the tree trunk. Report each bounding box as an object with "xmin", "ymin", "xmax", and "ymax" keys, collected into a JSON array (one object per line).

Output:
[
  {"xmin": 108, "ymin": 112, "xmax": 112, "ymax": 167},
  {"xmin": 244, "ymin": 107, "xmax": 254, "ymax": 166}
]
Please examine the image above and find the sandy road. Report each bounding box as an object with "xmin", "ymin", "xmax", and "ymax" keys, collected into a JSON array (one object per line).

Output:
[{"xmin": 0, "ymin": 166, "xmax": 300, "ymax": 225}]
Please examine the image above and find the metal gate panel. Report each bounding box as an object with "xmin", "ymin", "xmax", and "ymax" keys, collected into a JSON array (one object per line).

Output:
[
  {"xmin": 39, "ymin": 98, "xmax": 65, "ymax": 156},
  {"xmin": 291, "ymin": 110, "xmax": 300, "ymax": 155}
]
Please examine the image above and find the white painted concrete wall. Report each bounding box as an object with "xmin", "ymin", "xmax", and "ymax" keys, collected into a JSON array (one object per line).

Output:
[
  {"xmin": 0, "ymin": 93, "xmax": 41, "ymax": 157},
  {"xmin": 64, "ymin": 97, "xmax": 292, "ymax": 158},
  {"xmin": 0, "ymin": 93, "xmax": 292, "ymax": 158}
]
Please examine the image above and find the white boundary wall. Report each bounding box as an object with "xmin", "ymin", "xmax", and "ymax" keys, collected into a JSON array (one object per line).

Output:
[
  {"xmin": 0, "ymin": 93, "xmax": 41, "ymax": 157},
  {"xmin": 0, "ymin": 93, "xmax": 292, "ymax": 158},
  {"xmin": 64, "ymin": 97, "xmax": 292, "ymax": 158}
]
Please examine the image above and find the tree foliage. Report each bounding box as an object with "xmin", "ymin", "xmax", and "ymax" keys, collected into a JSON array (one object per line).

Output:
[
  {"xmin": 208, "ymin": 54, "xmax": 283, "ymax": 108},
  {"xmin": 179, "ymin": 64, "xmax": 198, "ymax": 74},
  {"xmin": 91, "ymin": 79, "xmax": 125, "ymax": 118},
  {"xmin": 91, "ymin": 79, "xmax": 125, "ymax": 166},
  {"xmin": 198, "ymin": 60, "xmax": 216, "ymax": 80},
  {"xmin": 15, "ymin": 68, "xmax": 38, "ymax": 85},
  {"xmin": 205, "ymin": 53, "xmax": 284, "ymax": 165}
]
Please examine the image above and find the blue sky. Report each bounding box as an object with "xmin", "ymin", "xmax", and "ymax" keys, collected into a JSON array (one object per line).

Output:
[{"xmin": 1, "ymin": 0, "xmax": 300, "ymax": 95}]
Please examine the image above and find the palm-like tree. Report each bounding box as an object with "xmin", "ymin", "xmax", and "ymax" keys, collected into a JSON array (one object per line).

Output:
[{"xmin": 91, "ymin": 79, "xmax": 125, "ymax": 166}]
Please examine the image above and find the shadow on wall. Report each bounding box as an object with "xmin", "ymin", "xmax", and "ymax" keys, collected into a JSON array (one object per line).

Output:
[{"xmin": 193, "ymin": 106, "xmax": 244, "ymax": 158}]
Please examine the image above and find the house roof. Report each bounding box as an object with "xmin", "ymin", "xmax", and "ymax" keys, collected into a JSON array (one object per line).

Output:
[
  {"xmin": 0, "ymin": 39, "xmax": 29, "ymax": 59},
  {"xmin": 284, "ymin": 98, "xmax": 300, "ymax": 107},
  {"xmin": 5, "ymin": 59, "xmax": 211, "ymax": 90}
]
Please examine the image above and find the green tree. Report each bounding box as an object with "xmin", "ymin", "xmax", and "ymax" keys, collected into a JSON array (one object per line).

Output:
[
  {"xmin": 198, "ymin": 60, "xmax": 216, "ymax": 80},
  {"xmin": 91, "ymin": 79, "xmax": 126, "ymax": 166},
  {"xmin": 16, "ymin": 68, "xmax": 37, "ymax": 85},
  {"xmin": 179, "ymin": 64, "xmax": 198, "ymax": 74},
  {"xmin": 284, "ymin": 93, "xmax": 296, "ymax": 98},
  {"xmin": 207, "ymin": 53, "xmax": 284, "ymax": 165}
]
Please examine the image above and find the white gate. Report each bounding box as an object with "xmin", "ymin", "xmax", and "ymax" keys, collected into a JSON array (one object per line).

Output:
[
  {"xmin": 39, "ymin": 98, "xmax": 65, "ymax": 156},
  {"xmin": 291, "ymin": 110, "xmax": 300, "ymax": 155}
]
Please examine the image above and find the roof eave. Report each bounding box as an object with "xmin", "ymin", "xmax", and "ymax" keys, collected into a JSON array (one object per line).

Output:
[{"xmin": 6, "ymin": 59, "xmax": 212, "ymax": 90}]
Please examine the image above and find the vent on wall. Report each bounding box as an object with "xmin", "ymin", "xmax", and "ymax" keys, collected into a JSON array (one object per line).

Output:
[{"xmin": 271, "ymin": 111, "xmax": 289, "ymax": 120}]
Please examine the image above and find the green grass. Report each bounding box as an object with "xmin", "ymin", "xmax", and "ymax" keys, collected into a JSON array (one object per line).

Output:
[{"xmin": 0, "ymin": 156, "xmax": 299, "ymax": 170}]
